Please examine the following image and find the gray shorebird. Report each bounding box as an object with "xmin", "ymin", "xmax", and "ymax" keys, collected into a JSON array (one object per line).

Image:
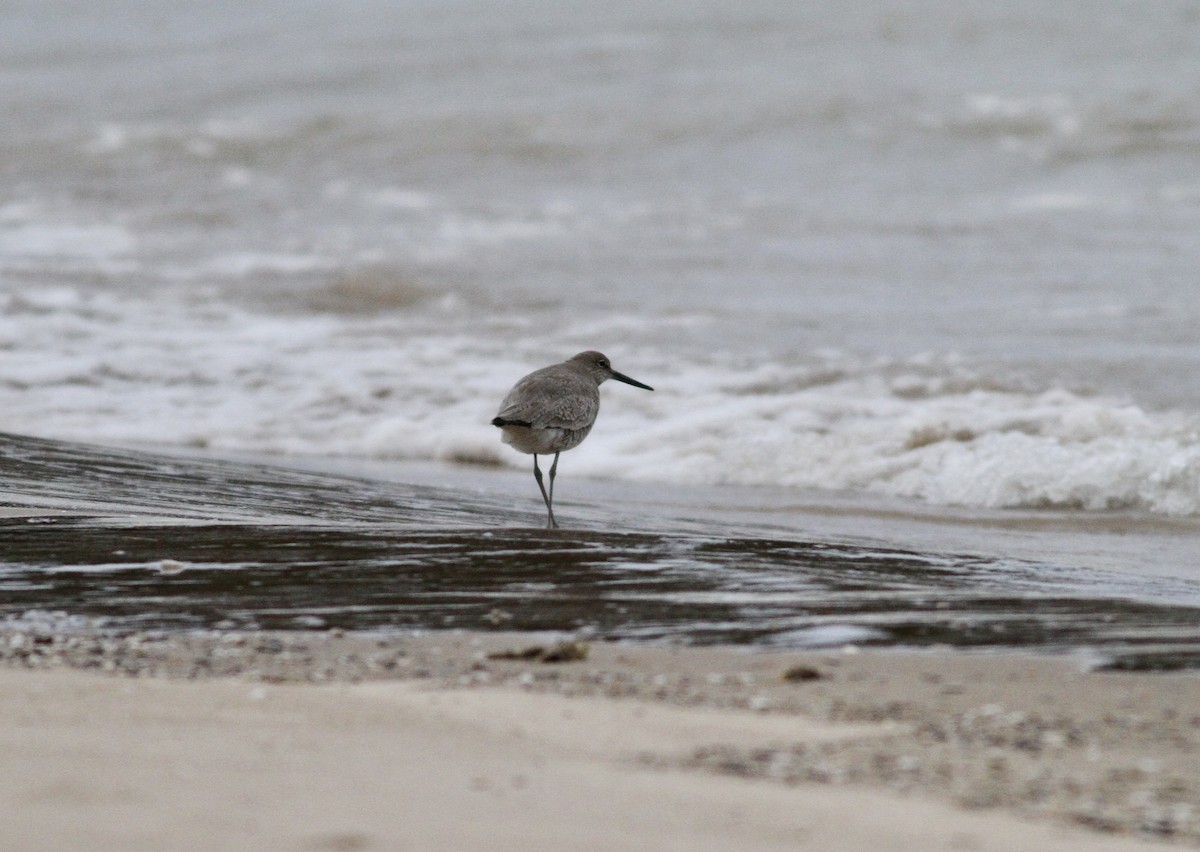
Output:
[{"xmin": 491, "ymin": 351, "xmax": 653, "ymax": 528}]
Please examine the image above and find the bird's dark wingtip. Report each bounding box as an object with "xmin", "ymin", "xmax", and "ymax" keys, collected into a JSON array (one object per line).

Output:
[{"xmin": 492, "ymin": 416, "xmax": 531, "ymax": 428}]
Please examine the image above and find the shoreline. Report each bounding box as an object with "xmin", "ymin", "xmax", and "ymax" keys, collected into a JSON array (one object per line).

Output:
[
  {"xmin": 3, "ymin": 629, "xmax": 1198, "ymax": 850},
  {"xmin": 4, "ymin": 431, "xmax": 1200, "ymax": 669}
]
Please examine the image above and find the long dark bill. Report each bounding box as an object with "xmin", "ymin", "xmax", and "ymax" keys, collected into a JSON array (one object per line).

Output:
[{"xmin": 610, "ymin": 370, "xmax": 654, "ymax": 391}]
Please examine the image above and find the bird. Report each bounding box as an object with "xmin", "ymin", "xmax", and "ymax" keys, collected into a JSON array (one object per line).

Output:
[{"xmin": 491, "ymin": 351, "xmax": 653, "ymax": 528}]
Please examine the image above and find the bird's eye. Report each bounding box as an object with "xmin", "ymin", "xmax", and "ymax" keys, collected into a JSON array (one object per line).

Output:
[{"xmin": 598, "ymin": 359, "xmax": 609, "ymax": 368}]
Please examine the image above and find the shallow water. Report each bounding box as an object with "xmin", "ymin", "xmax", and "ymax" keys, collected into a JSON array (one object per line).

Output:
[{"xmin": 2, "ymin": 433, "xmax": 1198, "ymax": 671}]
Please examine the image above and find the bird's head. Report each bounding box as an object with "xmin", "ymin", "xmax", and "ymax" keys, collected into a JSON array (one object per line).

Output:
[{"xmin": 570, "ymin": 351, "xmax": 654, "ymax": 390}]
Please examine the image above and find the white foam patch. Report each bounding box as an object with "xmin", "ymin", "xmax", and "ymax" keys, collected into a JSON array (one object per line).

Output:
[
  {"xmin": 0, "ymin": 223, "xmax": 136, "ymax": 260},
  {"xmin": 84, "ymin": 119, "xmax": 283, "ymax": 156},
  {"xmin": 201, "ymin": 252, "xmax": 335, "ymax": 277},
  {"xmin": 0, "ymin": 610, "xmax": 107, "ymax": 634},
  {"xmin": 765, "ymin": 624, "xmax": 889, "ymax": 648}
]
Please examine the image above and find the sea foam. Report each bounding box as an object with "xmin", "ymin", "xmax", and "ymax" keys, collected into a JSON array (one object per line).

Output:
[{"xmin": 529, "ymin": 355, "xmax": 1200, "ymax": 517}]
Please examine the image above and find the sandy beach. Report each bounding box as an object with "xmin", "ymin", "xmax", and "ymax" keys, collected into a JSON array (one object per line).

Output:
[{"xmin": 2, "ymin": 629, "xmax": 1197, "ymax": 851}]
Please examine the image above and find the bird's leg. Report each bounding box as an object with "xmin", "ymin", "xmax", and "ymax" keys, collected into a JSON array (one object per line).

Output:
[
  {"xmin": 532, "ymin": 454, "xmax": 558, "ymax": 529},
  {"xmin": 548, "ymin": 452, "xmax": 560, "ymax": 507}
]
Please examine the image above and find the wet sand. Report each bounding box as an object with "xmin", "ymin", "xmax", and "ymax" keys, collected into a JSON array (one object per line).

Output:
[{"xmin": 2, "ymin": 629, "xmax": 1198, "ymax": 850}]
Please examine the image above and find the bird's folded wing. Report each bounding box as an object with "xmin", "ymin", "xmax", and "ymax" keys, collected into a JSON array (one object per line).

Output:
[{"xmin": 496, "ymin": 373, "xmax": 598, "ymax": 431}]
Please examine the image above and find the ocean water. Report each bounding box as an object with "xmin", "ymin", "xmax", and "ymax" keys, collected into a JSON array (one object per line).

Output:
[{"xmin": 3, "ymin": 0, "xmax": 1200, "ymax": 520}]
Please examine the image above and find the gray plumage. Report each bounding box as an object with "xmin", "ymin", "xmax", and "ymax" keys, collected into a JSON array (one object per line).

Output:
[{"xmin": 492, "ymin": 351, "xmax": 653, "ymax": 528}]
